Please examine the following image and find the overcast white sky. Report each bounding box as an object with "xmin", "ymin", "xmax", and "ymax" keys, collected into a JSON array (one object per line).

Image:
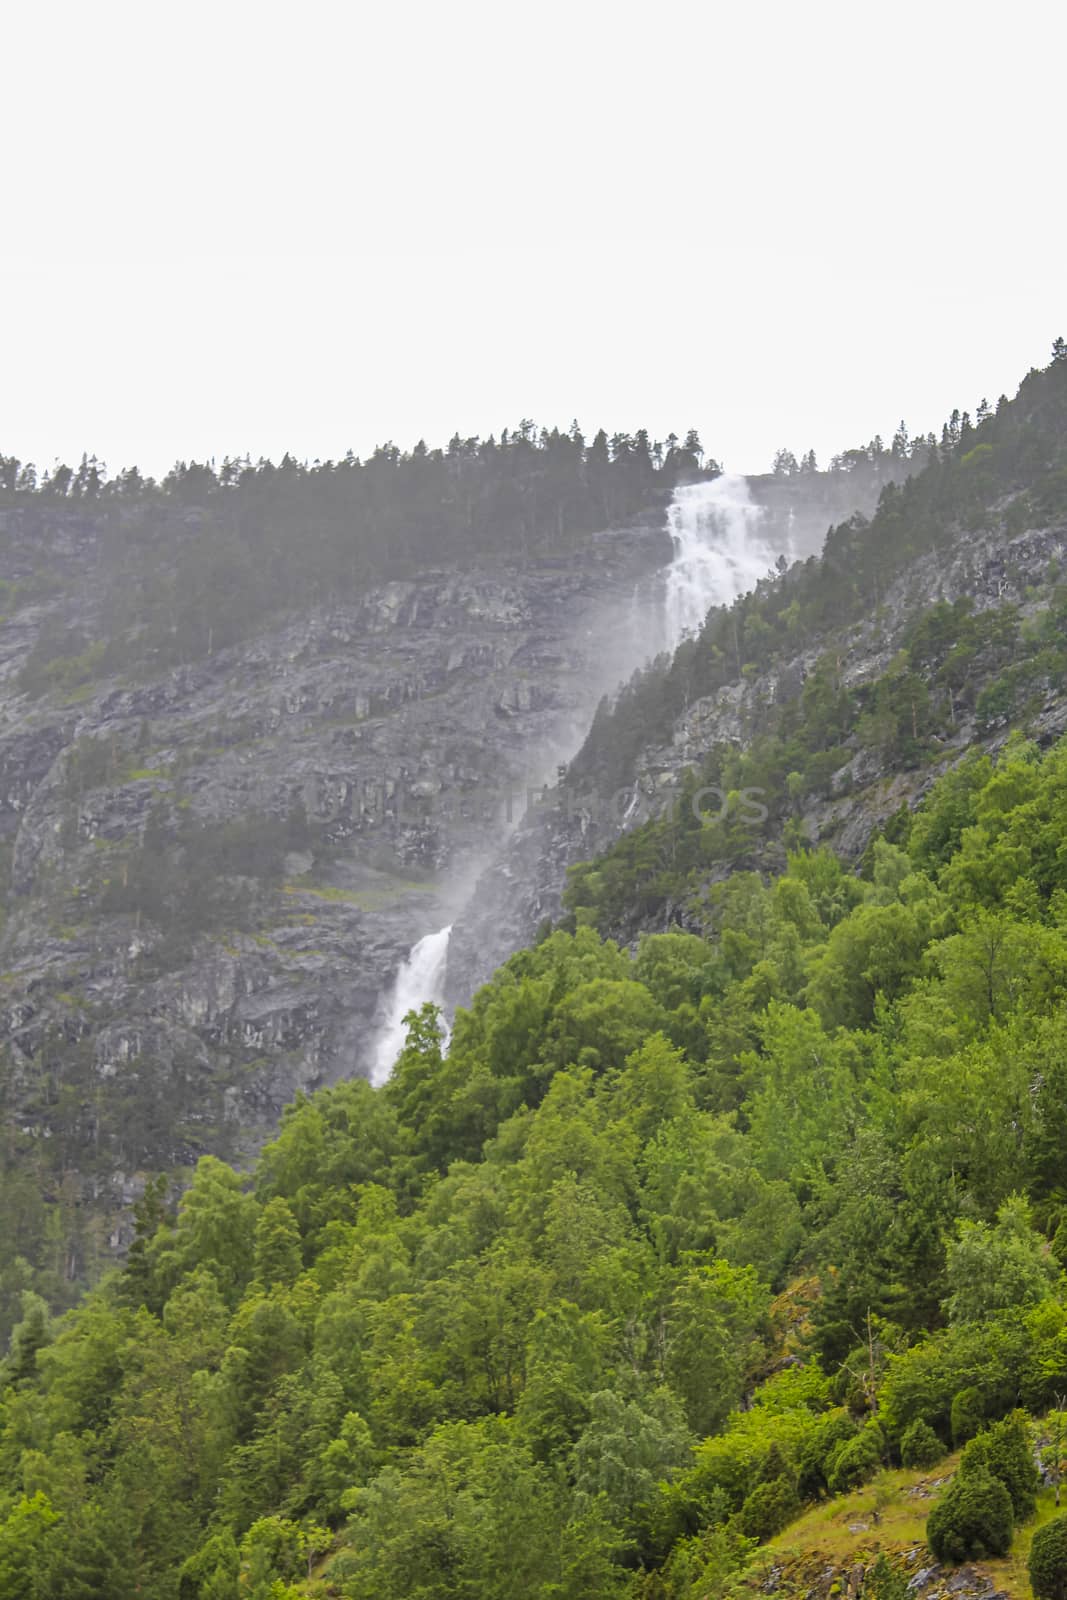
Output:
[{"xmin": 2, "ymin": 0, "xmax": 1064, "ymax": 478}]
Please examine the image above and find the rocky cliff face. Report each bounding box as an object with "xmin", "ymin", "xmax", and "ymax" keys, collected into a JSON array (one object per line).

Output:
[
  {"xmin": 0, "ymin": 505, "xmax": 670, "ymax": 1259},
  {"xmin": 445, "ymin": 509, "xmax": 1067, "ymax": 1003}
]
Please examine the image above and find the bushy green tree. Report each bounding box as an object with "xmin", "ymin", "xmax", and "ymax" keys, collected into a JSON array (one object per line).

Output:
[
  {"xmin": 795, "ymin": 1411, "xmax": 858, "ymax": 1499},
  {"xmin": 944, "ymin": 1195, "xmax": 1058, "ymax": 1325},
  {"xmin": 178, "ymin": 1528, "xmax": 240, "ymax": 1600},
  {"xmin": 1, "ymin": 1291, "xmax": 50, "ymax": 1384},
  {"xmin": 1030, "ymin": 1513, "xmax": 1067, "ymax": 1600},
  {"xmin": 826, "ymin": 1419, "xmax": 884, "ymax": 1494},
  {"xmin": 900, "ymin": 1419, "xmax": 945, "ymax": 1470},
  {"xmin": 737, "ymin": 1472, "xmax": 798, "ymax": 1540},
  {"xmin": 572, "ymin": 1387, "xmax": 692, "ymax": 1524},
  {"xmin": 959, "ymin": 1411, "xmax": 1038, "ymax": 1519},
  {"xmin": 0, "ymin": 1492, "xmax": 59, "ymax": 1600},
  {"xmin": 926, "ymin": 1465, "xmax": 1014, "ymax": 1562},
  {"xmin": 253, "ymin": 1196, "xmax": 303, "ymax": 1288},
  {"xmin": 664, "ymin": 1261, "xmax": 769, "ymax": 1436}
]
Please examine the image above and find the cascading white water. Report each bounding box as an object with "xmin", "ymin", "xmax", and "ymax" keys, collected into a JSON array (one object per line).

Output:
[
  {"xmin": 663, "ymin": 474, "xmax": 776, "ymax": 650},
  {"xmin": 370, "ymin": 924, "xmax": 452, "ymax": 1086},
  {"xmin": 371, "ymin": 473, "xmax": 784, "ymax": 1085}
]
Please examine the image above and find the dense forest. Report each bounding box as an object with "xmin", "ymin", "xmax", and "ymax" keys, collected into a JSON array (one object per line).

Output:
[{"xmin": 3, "ymin": 735, "xmax": 1067, "ymax": 1596}]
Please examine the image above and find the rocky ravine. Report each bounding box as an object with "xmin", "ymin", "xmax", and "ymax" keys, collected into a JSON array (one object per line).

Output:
[{"xmin": 0, "ymin": 506, "xmax": 670, "ymax": 1254}]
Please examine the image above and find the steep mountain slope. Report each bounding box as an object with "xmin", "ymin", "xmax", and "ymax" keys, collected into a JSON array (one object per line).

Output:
[
  {"xmin": 448, "ymin": 354, "xmax": 1067, "ymax": 998},
  {"xmin": 2, "ymin": 347, "xmax": 1067, "ymax": 1599},
  {"xmin": 0, "ymin": 433, "xmax": 896, "ymax": 1318},
  {"xmin": 0, "ymin": 510, "xmax": 667, "ymax": 1300}
]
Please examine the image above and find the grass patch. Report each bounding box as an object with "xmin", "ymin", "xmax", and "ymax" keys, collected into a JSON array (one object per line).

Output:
[
  {"xmin": 768, "ymin": 1465, "xmax": 937, "ymax": 1568},
  {"xmin": 282, "ymin": 877, "xmax": 432, "ymax": 912},
  {"xmin": 53, "ymin": 991, "xmax": 88, "ymax": 1009},
  {"xmin": 283, "ymin": 883, "xmax": 363, "ymax": 903},
  {"xmin": 60, "ymin": 681, "xmax": 98, "ymax": 706}
]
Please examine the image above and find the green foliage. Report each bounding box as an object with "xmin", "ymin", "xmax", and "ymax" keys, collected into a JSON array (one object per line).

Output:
[
  {"xmin": 737, "ymin": 1470, "xmax": 798, "ymax": 1540},
  {"xmin": 899, "ymin": 1418, "xmax": 945, "ymax": 1470},
  {"xmin": 664, "ymin": 1262, "xmax": 770, "ymax": 1436},
  {"xmin": 795, "ymin": 1409, "xmax": 858, "ymax": 1499},
  {"xmin": 1029, "ymin": 1513, "xmax": 1067, "ymax": 1600},
  {"xmin": 926, "ymin": 1464, "xmax": 1014, "ymax": 1563},
  {"xmin": 253, "ymin": 1197, "xmax": 303, "ymax": 1289},
  {"xmin": 950, "ymin": 1385, "xmax": 987, "ymax": 1445},
  {"xmin": 179, "ymin": 1529, "xmax": 240, "ymax": 1598},
  {"xmin": 880, "ymin": 1320, "xmax": 1028, "ymax": 1443},
  {"xmin": 944, "ymin": 1196, "xmax": 1058, "ymax": 1325},
  {"xmin": 0, "ymin": 1492, "xmax": 59, "ymax": 1600},
  {"xmin": 2, "ymin": 1291, "xmax": 51, "ymax": 1385},
  {"xmin": 7, "ymin": 718, "xmax": 1067, "ymax": 1592},
  {"xmin": 959, "ymin": 1410, "xmax": 1038, "ymax": 1519},
  {"xmin": 573, "ymin": 1388, "xmax": 692, "ymax": 1524},
  {"xmin": 640, "ymin": 1519, "xmax": 756, "ymax": 1600},
  {"xmin": 866, "ymin": 1553, "xmax": 909, "ymax": 1600},
  {"xmin": 825, "ymin": 1419, "xmax": 884, "ymax": 1495}
]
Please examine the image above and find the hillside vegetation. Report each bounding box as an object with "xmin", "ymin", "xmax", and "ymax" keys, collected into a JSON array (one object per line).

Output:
[
  {"xmin": 3, "ymin": 345, "xmax": 1067, "ymax": 1598},
  {"xmin": 0, "ymin": 393, "xmax": 941, "ymax": 1335},
  {"xmin": 3, "ymin": 726, "xmax": 1067, "ymax": 1596}
]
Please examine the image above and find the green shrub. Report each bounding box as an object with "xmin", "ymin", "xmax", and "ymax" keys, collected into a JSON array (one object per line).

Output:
[
  {"xmin": 796, "ymin": 1411, "xmax": 856, "ymax": 1499},
  {"xmin": 826, "ymin": 1420, "xmax": 884, "ymax": 1495},
  {"xmin": 737, "ymin": 1475, "xmax": 798, "ymax": 1541},
  {"xmin": 900, "ymin": 1419, "xmax": 946, "ymax": 1470},
  {"xmin": 950, "ymin": 1385, "xmax": 985, "ymax": 1446},
  {"xmin": 757, "ymin": 1441, "xmax": 791, "ymax": 1485},
  {"xmin": 866, "ymin": 1553, "xmax": 909, "ymax": 1600},
  {"xmin": 926, "ymin": 1465, "xmax": 1014, "ymax": 1563},
  {"xmin": 975, "ymin": 674, "xmax": 1015, "ymax": 731},
  {"xmin": 1029, "ymin": 1513, "xmax": 1067, "ymax": 1600},
  {"xmin": 880, "ymin": 1321, "xmax": 1029, "ymax": 1441},
  {"xmin": 959, "ymin": 1411, "xmax": 1037, "ymax": 1520}
]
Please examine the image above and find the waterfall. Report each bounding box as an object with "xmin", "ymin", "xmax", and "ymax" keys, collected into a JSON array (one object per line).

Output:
[
  {"xmin": 370, "ymin": 924, "xmax": 452, "ymax": 1086},
  {"xmin": 663, "ymin": 474, "xmax": 776, "ymax": 649},
  {"xmin": 371, "ymin": 473, "xmax": 784, "ymax": 1085}
]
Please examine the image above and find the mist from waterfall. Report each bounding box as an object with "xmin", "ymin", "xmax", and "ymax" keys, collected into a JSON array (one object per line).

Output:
[
  {"xmin": 369, "ymin": 472, "xmax": 784, "ymax": 1085},
  {"xmin": 662, "ymin": 474, "xmax": 776, "ymax": 650},
  {"xmin": 370, "ymin": 924, "xmax": 453, "ymax": 1086}
]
